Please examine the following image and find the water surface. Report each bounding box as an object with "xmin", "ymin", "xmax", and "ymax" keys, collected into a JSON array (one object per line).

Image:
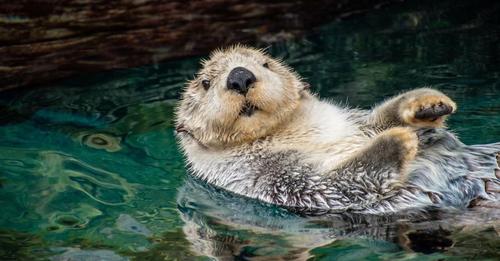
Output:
[{"xmin": 1, "ymin": 0, "xmax": 500, "ymax": 260}]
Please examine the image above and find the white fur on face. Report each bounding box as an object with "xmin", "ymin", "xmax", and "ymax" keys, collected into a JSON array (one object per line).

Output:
[{"xmin": 176, "ymin": 46, "xmax": 305, "ymax": 148}]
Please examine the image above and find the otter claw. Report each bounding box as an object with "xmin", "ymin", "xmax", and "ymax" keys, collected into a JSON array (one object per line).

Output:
[
  {"xmin": 175, "ymin": 123, "xmax": 189, "ymax": 134},
  {"xmin": 414, "ymin": 103, "xmax": 454, "ymax": 120},
  {"xmin": 486, "ymin": 180, "xmax": 500, "ymax": 194}
]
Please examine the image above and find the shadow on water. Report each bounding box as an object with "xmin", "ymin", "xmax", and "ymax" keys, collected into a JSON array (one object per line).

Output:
[{"xmin": 0, "ymin": 0, "xmax": 499, "ymax": 260}]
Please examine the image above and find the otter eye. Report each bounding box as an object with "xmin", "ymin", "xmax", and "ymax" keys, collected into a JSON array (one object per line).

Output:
[
  {"xmin": 263, "ymin": 62, "xmax": 269, "ymax": 68},
  {"xmin": 201, "ymin": 79, "xmax": 210, "ymax": 90}
]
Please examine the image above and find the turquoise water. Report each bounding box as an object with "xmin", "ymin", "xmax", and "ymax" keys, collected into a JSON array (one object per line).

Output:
[{"xmin": 1, "ymin": 0, "xmax": 500, "ymax": 260}]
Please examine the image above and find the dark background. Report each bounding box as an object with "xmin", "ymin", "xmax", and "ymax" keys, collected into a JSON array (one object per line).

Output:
[{"xmin": 1, "ymin": 0, "xmax": 399, "ymax": 91}]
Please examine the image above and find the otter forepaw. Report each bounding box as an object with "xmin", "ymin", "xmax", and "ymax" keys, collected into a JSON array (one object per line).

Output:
[
  {"xmin": 400, "ymin": 91, "xmax": 456, "ymax": 128},
  {"xmin": 382, "ymin": 127, "xmax": 419, "ymax": 164},
  {"xmin": 359, "ymin": 127, "xmax": 419, "ymax": 183}
]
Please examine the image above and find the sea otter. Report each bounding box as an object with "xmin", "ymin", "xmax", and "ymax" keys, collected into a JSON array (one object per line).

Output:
[{"xmin": 175, "ymin": 45, "xmax": 500, "ymax": 214}]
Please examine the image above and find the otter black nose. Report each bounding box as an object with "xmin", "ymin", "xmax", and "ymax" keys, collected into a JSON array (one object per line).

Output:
[{"xmin": 227, "ymin": 67, "xmax": 256, "ymax": 95}]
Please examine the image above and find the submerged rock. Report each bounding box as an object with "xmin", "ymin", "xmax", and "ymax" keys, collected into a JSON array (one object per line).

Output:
[
  {"xmin": 116, "ymin": 214, "xmax": 152, "ymax": 237},
  {"xmin": 50, "ymin": 248, "xmax": 128, "ymax": 261}
]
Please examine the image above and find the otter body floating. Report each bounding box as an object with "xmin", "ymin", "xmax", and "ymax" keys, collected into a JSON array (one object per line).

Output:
[{"xmin": 175, "ymin": 45, "xmax": 500, "ymax": 214}]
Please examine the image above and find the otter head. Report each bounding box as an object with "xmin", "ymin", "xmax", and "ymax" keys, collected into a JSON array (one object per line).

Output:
[{"xmin": 175, "ymin": 45, "xmax": 310, "ymax": 148}]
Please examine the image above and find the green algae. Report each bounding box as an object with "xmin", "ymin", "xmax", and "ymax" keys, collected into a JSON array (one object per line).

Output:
[{"xmin": 0, "ymin": 229, "xmax": 49, "ymax": 261}]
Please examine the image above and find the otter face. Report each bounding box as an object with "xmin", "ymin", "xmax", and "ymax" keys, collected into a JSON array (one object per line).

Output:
[{"xmin": 175, "ymin": 45, "xmax": 309, "ymax": 148}]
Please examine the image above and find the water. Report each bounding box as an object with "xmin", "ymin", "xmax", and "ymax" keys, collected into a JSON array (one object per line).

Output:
[{"xmin": 1, "ymin": 0, "xmax": 500, "ymax": 260}]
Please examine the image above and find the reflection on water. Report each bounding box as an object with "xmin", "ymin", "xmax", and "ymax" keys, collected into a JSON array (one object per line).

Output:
[
  {"xmin": 178, "ymin": 177, "xmax": 500, "ymax": 260},
  {"xmin": 0, "ymin": 0, "xmax": 499, "ymax": 260}
]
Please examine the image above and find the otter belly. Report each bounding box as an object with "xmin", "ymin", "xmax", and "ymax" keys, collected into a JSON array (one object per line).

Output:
[{"xmin": 187, "ymin": 128, "xmax": 500, "ymax": 214}]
